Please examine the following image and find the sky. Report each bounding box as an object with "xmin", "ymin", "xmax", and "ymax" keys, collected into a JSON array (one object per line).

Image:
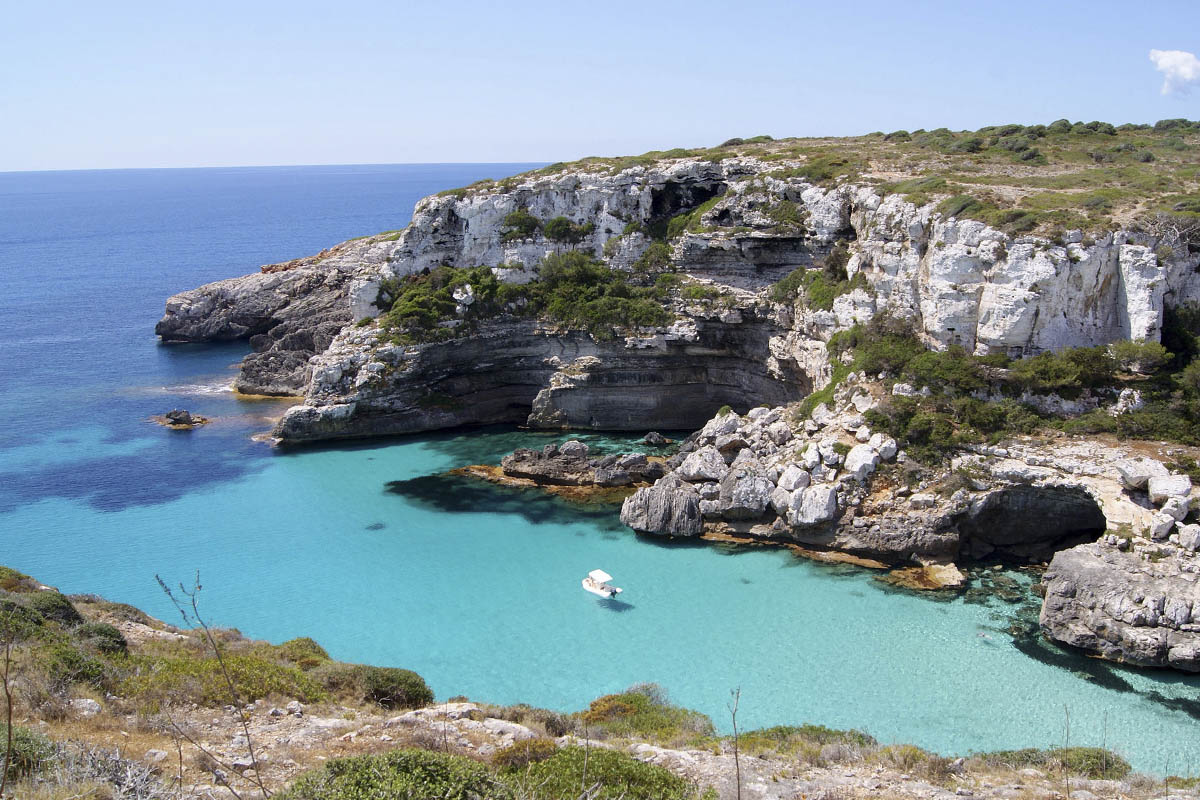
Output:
[{"xmin": 2, "ymin": 0, "xmax": 1199, "ymax": 171}]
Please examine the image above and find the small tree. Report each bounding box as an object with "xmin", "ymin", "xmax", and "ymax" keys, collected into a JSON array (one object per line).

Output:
[
  {"xmin": 0, "ymin": 601, "xmax": 38, "ymax": 797},
  {"xmin": 1110, "ymin": 339, "xmax": 1170, "ymax": 374}
]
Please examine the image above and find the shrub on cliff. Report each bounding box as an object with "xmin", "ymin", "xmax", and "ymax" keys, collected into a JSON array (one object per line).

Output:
[
  {"xmin": 74, "ymin": 622, "xmax": 127, "ymax": 655},
  {"xmin": 633, "ymin": 241, "xmax": 672, "ymax": 272},
  {"xmin": 491, "ymin": 737, "xmax": 558, "ymax": 768},
  {"xmin": 532, "ymin": 252, "xmax": 672, "ymax": 338},
  {"xmin": 581, "ymin": 684, "xmax": 713, "ymax": 743},
  {"xmin": 275, "ymin": 636, "xmax": 329, "ymax": 669},
  {"xmin": 506, "ymin": 747, "xmax": 700, "ymax": 800},
  {"xmin": 25, "ymin": 591, "xmax": 82, "ymax": 626},
  {"xmin": 977, "ymin": 746, "xmax": 1129, "ymax": 779},
  {"xmin": 1109, "ymin": 339, "xmax": 1171, "ymax": 374},
  {"xmin": 0, "ymin": 725, "xmax": 54, "ymax": 780},
  {"xmin": 543, "ymin": 216, "xmax": 595, "ymax": 244},
  {"xmin": 360, "ymin": 665, "xmax": 433, "ymax": 709},
  {"xmin": 499, "ymin": 209, "xmax": 540, "ymax": 242},
  {"xmin": 278, "ymin": 748, "xmax": 511, "ymax": 800}
]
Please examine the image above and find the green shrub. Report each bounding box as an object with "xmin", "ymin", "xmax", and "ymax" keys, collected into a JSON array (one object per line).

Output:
[
  {"xmin": 580, "ymin": 685, "xmax": 713, "ymax": 742},
  {"xmin": 360, "ymin": 666, "xmax": 433, "ymax": 709},
  {"xmin": 278, "ymin": 748, "xmax": 511, "ymax": 800},
  {"xmin": 500, "ymin": 209, "xmax": 541, "ymax": 243},
  {"xmin": 0, "ymin": 567, "xmax": 33, "ymax": 593},
  {"xmin": 0, "ymin": 725, "xmax": 54, "ymax": 780},
  {"xmin": 43, "ymin": 642, "xmax": 108, "ymax": 688},
  {"xmin": 765, "ymin": 200, "xmax": 806, "ymax": 232},
  {"xmin": 75, "ymin": 622, "xmax": 127, "ymax": 655},
  {"xmin": 1008, "ymin": 347, "xmax": 1115, "ymax": 398},
  {"xmin": 276, "ymin": 637, "xmax": 330, "ymax": 669},
  {"xmin": 977, "ymin": 747, "xmax": 1129, "ymax": 779},
  {"xmin": 543, "ymin": 216, "xmax": 595, "ymax": 244},
  {"xmin": 633, "ymin": 241, "xmax": 672, "ymax": 272},
  {"xmin": 26, "ymin": 591, "xmax": 82, "ymax": 626},
  {"xmin": 1109, "ymin": 339, "xmax": 1171, "ymax": 374},
  {"xmin": 122, "ymin": 652, "xmax": 326, "ymax": 707},
  {"xmin": 902, "ymin": 346, "xmax": 984, "ymax": 393},
  {"xmin": 510, "ymin": 747, "xmax": 699, "ymax": 800},
  {"xmin": 738, "ymin": 724, "xmax": 876, "ymax": 752},
  {"xmin": 491, "ymin": 737, "xmax": 558, "ymax": 768}
]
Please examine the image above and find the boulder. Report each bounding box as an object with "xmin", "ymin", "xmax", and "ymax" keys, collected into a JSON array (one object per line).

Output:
[
  {"xmin": 620, "ymin": 475, "xmax": 703, "ymax": 536},
  {"xmin": 1041, "ymin": 542, "xmax": 1200, "ymax": 671},
  {"xmin": 70, "ymin": 698, "xmax": 101, "ymax": 717},
  {"xmin": 1116, "ymin": 457, "xmax": 1169, "ymax": 490},
  {"xmin": 1149, "ymin": 474, "xmax": 1192, "ymax": 504},
  {"xmin": 717, "ymin": 465, "xmax": 774, "ymax": 520},
  {"xmin": 641, "ymin": 431, "xmax": 670, "ymax": 447},
  {"xmin": 776, "ymin": 464, "xmax": 810, "ymax": 492},
  {"xmin": 1149, "ymin": 512, "xmax": 1175, "ymax": 540},
  {"xmin": 766, "ymin": 420, "xmax": 793, "ymax": 445},
  {"xmin": 164, "ymin": 409, "xmax": 193, "ymax": 425},
  {"xmin": 868, "ymin": 433, "xmax": 898, "ymax": 460},
  {"xmin": 855, "ymin": 426, "xmax": 871, "ymax": 442},
  {"xmin": 677, "ymin": 446, "xmax": 729, "ymax": 482},
  {"xmin": 558, "ymin": 439, "xmax": 589, "ymax": 458},
  {"xmin": 769, "ymin": 487, "xmax": 793, "ymax": 516},
  {"xmin": 1161, "ymin": 495, "xmax": 1190, "ymax": 522},
  {"xmin": 1178, "ymin": 523, "xmax": 1200, "ymax": 551},
  {"xmin": 787, "ymin": 485, "xmax": 839, "ymax": 527},
  {"xmin": 843, "ymin": 444, "xmax": 881, "ymax": 482}
]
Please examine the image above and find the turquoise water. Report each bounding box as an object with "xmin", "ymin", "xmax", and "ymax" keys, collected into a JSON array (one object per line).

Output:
[{"xmin": 1, "ymin": 166, "xmax": 1199, "ymax": 774}]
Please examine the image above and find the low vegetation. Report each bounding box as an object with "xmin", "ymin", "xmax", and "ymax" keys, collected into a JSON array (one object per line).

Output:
[
  {"xmin": 377, "ymin": 252, "xmax": 674, "ymax": 343},
  {"xmin": 770, "ymin": 241, "xmax": 866, "ymax": 310},
  {"xmin": 416, "ymin": 118, "xmax": 1200, "ymax": 242},
  {"xmin": 802, "ymin": 306, "xmax": 1200, "ymax": 461}
]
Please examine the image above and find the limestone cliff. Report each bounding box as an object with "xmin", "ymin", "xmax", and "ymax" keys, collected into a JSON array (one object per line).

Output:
[{"xmin": 158, "ymin": 154, "xmax": 1200, "ymax": 439}]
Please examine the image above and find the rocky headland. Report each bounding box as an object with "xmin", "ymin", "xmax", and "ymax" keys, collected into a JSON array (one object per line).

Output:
[{"xmin": 156, "ymin": 123, "xmax": 1200, "ymax": 675}]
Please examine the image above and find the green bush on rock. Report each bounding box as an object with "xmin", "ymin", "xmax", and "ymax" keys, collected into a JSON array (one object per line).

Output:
[
  {"xmin": 278, "ymin": 748, "xmax": 511, "ymax": 800},
  {"xmin": 360, "ymin": 665, "xmax": 434, "ymax": 709}
]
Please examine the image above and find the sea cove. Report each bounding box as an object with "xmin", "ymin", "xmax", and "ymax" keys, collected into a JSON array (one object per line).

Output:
[{"xmin": 2, "ymin": 166, "xmax": 1200, "ymax": 775}]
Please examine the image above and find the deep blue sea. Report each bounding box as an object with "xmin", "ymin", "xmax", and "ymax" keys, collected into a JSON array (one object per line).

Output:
[{"xmin": 1, "ymin": 164, "xmax": 1198, "ymax": 773}]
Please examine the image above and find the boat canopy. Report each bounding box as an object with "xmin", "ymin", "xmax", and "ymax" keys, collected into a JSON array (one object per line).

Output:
[{"xmin": 588, "ymin": 569, "xmax": 613, "ymax": 583}]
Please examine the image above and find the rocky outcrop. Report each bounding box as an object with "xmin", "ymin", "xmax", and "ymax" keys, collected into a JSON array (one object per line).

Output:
[
  {"xmin": 621, "ymin": 474, "xmax": 704, "ymax": 537},
  {"xmin": 500, "ymin": 440, "xmax": 666, "ymax": 487},
  {"xmin": 1041, "ymin": 541, "xmax": 1200, "ymax": 671},
  {"xmin": 156, "ymin": 234, "xmax": 393, "ymax": 395},
  {"xmin": 273, "ymin": 312, "xmax": 811, "ymax": 442}
]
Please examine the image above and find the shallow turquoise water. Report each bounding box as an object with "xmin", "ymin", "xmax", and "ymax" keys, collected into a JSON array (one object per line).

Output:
[
  {"xmin": 4, "ymin": 417, "xmax": 1200, "ymax": 773},
  {"xmin": 1, "ymin": 165, "xmax": 1198, "ymax": 774}
]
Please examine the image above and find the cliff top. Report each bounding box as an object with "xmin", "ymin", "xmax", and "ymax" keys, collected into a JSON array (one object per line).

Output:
[{"xmin": 446, "ymin": 119, "xmax": 1200, "ymax": 238}]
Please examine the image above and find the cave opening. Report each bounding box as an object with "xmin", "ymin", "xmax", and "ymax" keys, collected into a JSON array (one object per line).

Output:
[{"xmin": 957, "ymin": 485, "xmax": 1107, "ymax": 563}]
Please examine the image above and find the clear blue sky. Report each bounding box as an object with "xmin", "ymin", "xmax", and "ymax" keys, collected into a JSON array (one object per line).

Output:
[{"xmin": 3, "ymin": 0, "xmax": 1198, "ymax": 171}]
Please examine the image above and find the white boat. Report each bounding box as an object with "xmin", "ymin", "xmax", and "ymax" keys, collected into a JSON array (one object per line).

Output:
[{"xmin": 582, "ymin": 569, "xmax": 622, "ymax": 598}]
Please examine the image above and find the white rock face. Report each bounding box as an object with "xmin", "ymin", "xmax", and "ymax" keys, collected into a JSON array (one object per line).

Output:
[
  {"xmin": 1117, "ymin": 458, "xmax": 1169, "ymax": 490},
  {"xmin": 678, "ymin": 446, "xmax": 729, "ymax": 482},
  {"xmin": 1149, "ymin": 474, "xmax": 1192, "ymax": 504},
  {"xmin": 843, "ymin": 444, "xmax": 881, "ymax": 482},
  {"xmin": 1161, "ymin": 495, "xmax": 1190, "ymax": 521},
  {"xmin": 868, "ymin": 433, "xmax": 898, "ymax": 460},
  {"xmin": 788, "ymin": 485, "xmax": 839, "ymax": 526},
  {"xmin": 1150, "ymin": 512, "xmax": 1176, "ymax": 540},
  {"xmin": 776, "ymin": 464, "xmax": 810, "ymax": 492}
]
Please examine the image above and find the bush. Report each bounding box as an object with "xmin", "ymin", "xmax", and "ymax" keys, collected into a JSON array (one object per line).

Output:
[
  {"xmin": 977, "ymin": 747, "xmax": 1130, "ymax": 779},
  {"xmin": 543, "ymin": 216, "xmax": 594, "ymax": 244},
  {"xmin": 491, "ymin": 737, "xmax": 558, "ymax": 768},
  {"xmin": 275, "ymin": 637, "xmax": 330, "ymax": 669},
  {"xmin": 1109, "ymin": 339, "xmax": 1171, "ymax": 374},
  {"xmin": 75, "ymin": 622, "xmax": 127, "ymax": 655},
  {"xmin": 510, "ymin": 747, "xmax": 699, "ymax": 800},
  {"xmin": 1008, "ymin": 347, "xmax": 1115, "ymax": 398},
  {"xmin": 738, "ymin": 723, "xmax": 876, "ymax": 755},
  {"xmin": 633, "ymin": 241, "xmax": 672, "ymax": 272},
  {"xmin": 26, "ymin": 591, "xmax": 82, "ymax": 626},
  {"xmin": 580, "ymin": 685, "xmax": 713, "ymax": 742},
  {"xmin": 278, "ymin": 748, "xmax": 511, "ymax": 800},
  {"xmin": 500, "ymin": 209, "xmax": 540, "ymax": 243},
  {"xmin": 0, "ymin": 725, "xmax": 54, "ymax": 780},
  {"xmin": 43, "ymin": 642, "xmax": 108, "ymax": 688},
  {"xmin": 360, "ymin": 666, "xmax": 433, "ymax": 709},
  {"xmin": 122, "ymin": 652, "xmax": 326, "ymax": 707}
]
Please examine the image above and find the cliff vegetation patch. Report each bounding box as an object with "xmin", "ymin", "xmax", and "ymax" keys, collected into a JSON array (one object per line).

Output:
[{"xmin": 377, "ymin": 252, "xmax": 674, "ymax": 343}]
